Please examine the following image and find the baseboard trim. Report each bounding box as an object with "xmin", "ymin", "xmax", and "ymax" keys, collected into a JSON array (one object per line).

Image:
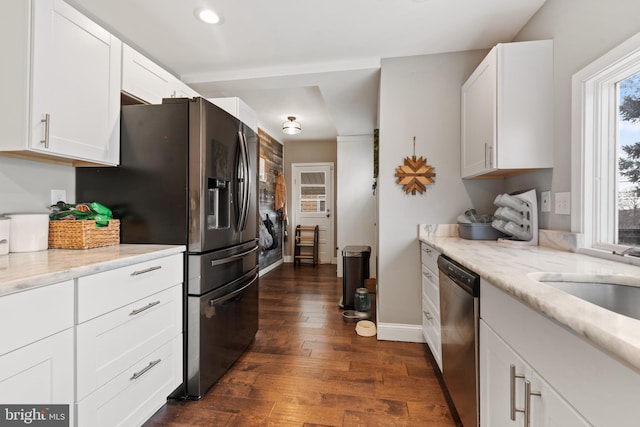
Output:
[
  {"xmin": 376, "ymin": 323, "xmax": 426, "ymax": 343},
  {"xmin": 259, "ymin": 259, "xmax": 284, "ymax": 276}
]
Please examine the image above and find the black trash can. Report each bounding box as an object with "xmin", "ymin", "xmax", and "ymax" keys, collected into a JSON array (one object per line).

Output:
[{"xmin": 340, "ymin": 245, "xmax": 371, "ymax": 309}]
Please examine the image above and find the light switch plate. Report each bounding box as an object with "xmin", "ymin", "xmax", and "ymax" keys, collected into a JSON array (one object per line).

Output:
[
  {"xmin": 541, "ymin": 191, "xmax": 551, "ymax": 213},
  {"xmin": 50, "ymin": 189, "xmax": 67, "ymax": 205},
  {"xmin": 555, "ymin": 192, "xmax": 571, "ymax": 215}
]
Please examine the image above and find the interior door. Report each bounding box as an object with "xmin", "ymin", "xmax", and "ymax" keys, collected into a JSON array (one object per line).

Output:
[{"xmin": 291, "ymin": 163, "xmax": 334, "ymax": 264}]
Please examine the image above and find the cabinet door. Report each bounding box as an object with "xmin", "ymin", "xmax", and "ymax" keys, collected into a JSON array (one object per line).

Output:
[
  {"xmin": 481, "ymin": 321, "xmax": 590, "ymax": 427},
  {"xmin": 0, "ymin": 329, "xmax": 74, "ymax": 406},
  {"xmin": 122, "ymin": 43, "xmax": 174, "ymax": 104},
  {"xmin": 530, "ymin": 373, "xmax": 591, "ymax": 427},
  {"xmin": 172, "ymin": 79, "xmax": 200, "ymax": 99},
  {"xmin": 481, "ymin": 320, "xmax": 530, "ymax": 427},
  {"xmin": 30, "ymin": 0, "xmax": 121, "ymax": 165},
  {"xmin": 461, "ymin": 49, "xmax": 496, "ymax": 178}
]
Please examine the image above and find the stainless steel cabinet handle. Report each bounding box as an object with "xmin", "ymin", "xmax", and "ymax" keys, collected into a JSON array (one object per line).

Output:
[
  {"xmin": 130, "ymin": 359, "xmax": 161, "ymax": 380},
  {"xmin": 130, "ymin": 265, "xmax": 162, "ymax": 276},
  {"xmin": 41, "ymin": 113, "xmax": 50, "ymax": 148},
  {"xmin": 129, "ymin": 300, "xmax": 160, "ymax": 316},
  {"xmin": 510, "ymin": 364, "xmax": 525, "ymax": 421},
  {"xmin": 523, "ymin": 380, "xmax": 541, "ymax": 427}
]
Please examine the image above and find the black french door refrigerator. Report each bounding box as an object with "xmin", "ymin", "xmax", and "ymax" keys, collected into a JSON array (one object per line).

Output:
[{"xmin": 76, "ymin": 97, "xmax": 259, "ymax": 399}]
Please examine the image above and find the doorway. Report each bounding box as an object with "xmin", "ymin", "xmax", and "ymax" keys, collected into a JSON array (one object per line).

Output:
[{"xmin": 291, "ymin": 163, "xmax": 334, "ymax": 264}]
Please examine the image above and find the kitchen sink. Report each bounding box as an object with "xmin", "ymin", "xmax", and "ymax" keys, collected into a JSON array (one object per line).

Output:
[{"xmin": 528, "ymin": 272, "xmax": 640, "ymax": 321}]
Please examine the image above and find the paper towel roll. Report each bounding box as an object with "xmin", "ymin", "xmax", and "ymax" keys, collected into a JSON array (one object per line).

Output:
[{"xmin": 5, "ymin": 213, "xmax": 49, "ymax": 253}]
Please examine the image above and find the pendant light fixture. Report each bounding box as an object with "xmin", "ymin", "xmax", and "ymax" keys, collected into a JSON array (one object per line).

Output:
[{"xmin": 282, "ymin": 116, "xmax": 301, "ymax": 135}]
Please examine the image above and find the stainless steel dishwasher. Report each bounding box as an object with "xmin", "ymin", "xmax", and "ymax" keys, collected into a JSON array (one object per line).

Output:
[{"xmin": 437, "ymin": 254, "xmax": 480, "ymax": 427}]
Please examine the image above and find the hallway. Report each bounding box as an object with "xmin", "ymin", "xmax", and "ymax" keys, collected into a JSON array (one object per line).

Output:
[{"xmin": 144, "ymin": 263, "xmax": 459, "ymax": 426}]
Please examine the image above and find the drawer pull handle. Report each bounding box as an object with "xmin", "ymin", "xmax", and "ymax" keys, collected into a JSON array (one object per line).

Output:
[
  {"xmin": 130, "ymin": 300, "xmax": 160, "ymax": 316},
  {"xmin": 510, "ymin": 364, "xmax": 525, "ymax": 421},
  {"xmin": 130, "ymin": 265, "xmax": 162, "ymax": 276},
  {"xmin": 519, "ymin": 380, "xmax": 541, "ymax": 427},
  {"xmin": 130, "ymin": 359, "xmax": 161, "ymax": 381},
  {"xmin": 423, "ymin": 247, "xmax": 431, "ymax": 254},
  {"xmin": 423, "ymin": 310, "xmax": 432, "ymax": 320}
]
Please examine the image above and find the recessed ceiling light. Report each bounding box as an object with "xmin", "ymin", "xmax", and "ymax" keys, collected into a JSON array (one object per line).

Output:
[{"xmin": 196, "ymin": 8, "xmax": 221, "ymax": 24}]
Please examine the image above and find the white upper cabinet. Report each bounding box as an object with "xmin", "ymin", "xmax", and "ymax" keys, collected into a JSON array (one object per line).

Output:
[
  {"xmin": 209, "ymin": 97, "xmax": 259, "ymax": 133},
  {"xmin": 461, "ymin": 40, "xmax": 553, "ymax": 179},
  {"xmin": 122, "ymin": 43, "xmax": 200, "ymax": 104},
  {"xmin": 1, "ymin": 0, "xmax": 121, "ymax": 166}
]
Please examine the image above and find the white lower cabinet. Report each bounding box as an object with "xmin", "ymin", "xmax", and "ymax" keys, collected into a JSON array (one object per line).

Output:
[
  {"xmin": 0, "ymin": 328, "xmax": 74, "ymax": 406},
  {"xmin": 76, "ymin": 284, "xmax": 182, "ymax": 400},
  {"xmin": 481, "ymin": 279, "xmax": 640, "ymax": 427},
  {"xmin": 76, "ymin": 335, "xmax": 182, "ymax": 427},
  {"xmin": 75, "ymin": 253, "xmax": 184, "ymax": 427},
  {"xmin": 420, "ymin": 242, "xmax": 442, "ymax": 370},
  {"xmin": 480, "ymin": 321, "xmax": 589, "ymax": 427},
  {"xmin": 0, "ymin": 280, "xmax": 75, "ymax": 425}
]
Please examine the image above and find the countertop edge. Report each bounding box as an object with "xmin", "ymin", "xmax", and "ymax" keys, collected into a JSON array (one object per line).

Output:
[
  {"xmin": 419, "ymin": 233, "xmax": 640, "ymax": 374},
  {"xmin": 0, "ymin": 244, "xmax": 186, "ymax": 297}
]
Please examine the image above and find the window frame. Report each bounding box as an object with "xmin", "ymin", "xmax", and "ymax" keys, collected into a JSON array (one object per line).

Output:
[{"xmin": 572, "ymin": 31, "xmax": 640, "ymax": 262}]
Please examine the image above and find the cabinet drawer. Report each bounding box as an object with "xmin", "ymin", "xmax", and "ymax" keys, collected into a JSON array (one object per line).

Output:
[
  {"xmin": 0, "ymin": 280, "xmax": 73, "ymax": 356},
  {"xmin": 77, "ymin": 253, "xmax": 183, "ymax": 323},
  {"xmin": 420, "ymin": 242, "xmax": 439, "ymax": 273},
  {"xmin": 76, "ymin": 284, "xmax": 182, "ymax": 400},
  {"xmin": 77, "ymin": 334, "xmax": 182, "ymax": 427},
  {"xmin": 421, "ymin": 264, "xmax": 439, "ymax": 315}
]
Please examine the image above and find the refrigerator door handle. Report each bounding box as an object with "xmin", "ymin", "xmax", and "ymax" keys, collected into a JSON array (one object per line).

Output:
[
  {"xmin": 208, "ymin": 273, "xmax": 258, "ymax": 306},
  {"xmin": 237, "ymin": 131, "xmax": 250, "ymax": 231},
  {"xmin": 209, "ymin": 245, "xmax": 259, "ymax": 266}
]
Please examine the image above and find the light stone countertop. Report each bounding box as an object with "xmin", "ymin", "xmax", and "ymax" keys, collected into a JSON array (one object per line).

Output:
[
  {"xmin": 419, "ymin": 225, "xmax": 640, "ymax": 374},
  {"xmin": 0, "ymin": 244, "xmax": 186, "ymax": 297}
]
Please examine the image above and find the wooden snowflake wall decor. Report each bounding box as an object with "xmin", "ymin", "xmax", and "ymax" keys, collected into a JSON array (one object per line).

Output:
[{"xmin": 394, "ymin": 137, "xmax": 436, "ymax": 195}]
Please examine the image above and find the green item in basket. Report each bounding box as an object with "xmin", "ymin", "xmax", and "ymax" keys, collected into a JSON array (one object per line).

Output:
[{"xmin": 49, "ymin": 201, "xmax": 114, "ymax": 226}]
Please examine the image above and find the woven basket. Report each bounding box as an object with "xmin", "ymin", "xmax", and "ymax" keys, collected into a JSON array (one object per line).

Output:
[{"xmin": 48, "ymin": 219, "xmax": 120, "ymax": 249}]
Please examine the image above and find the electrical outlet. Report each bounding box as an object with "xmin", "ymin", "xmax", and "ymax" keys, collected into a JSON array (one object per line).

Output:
[
  {"xmin": 555, "ymin": 192, "xmax": 571, "ymax": 215},
  {"xmin": 50, "ymin": 189, "xmax": 67, "ymax": 205},
  {"xmin": 541, "ymin": 191, "xmax": 551, "ymax": 213}
]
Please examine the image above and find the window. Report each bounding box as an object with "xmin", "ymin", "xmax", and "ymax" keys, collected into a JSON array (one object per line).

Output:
[
  {"xmin": 299, "ymin": 172, "xmax": 327, "ymax": 213},
  {"xmin": 572, "ymin": 31, "xmax": 640, "ymax": 259}
]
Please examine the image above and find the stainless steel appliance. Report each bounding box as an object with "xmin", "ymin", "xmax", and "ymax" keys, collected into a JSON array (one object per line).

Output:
[
  {"xmin": 76, "ymin": 97, "xmax": 259, "ymax": 399},
  {"xmin": 438, "ymin": 255, "xmax": 480, "ymax": 427}
]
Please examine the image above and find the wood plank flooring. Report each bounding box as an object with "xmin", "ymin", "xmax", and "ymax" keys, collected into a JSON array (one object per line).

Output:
[{"xmin": 144, "ymin": 263, "xmax": 461, "ymax": 426}]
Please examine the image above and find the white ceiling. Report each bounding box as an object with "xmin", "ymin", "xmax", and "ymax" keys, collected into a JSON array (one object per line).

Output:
[{"xmin": 67, "ymin": 0, "xmax": 546, "ymax": 143}]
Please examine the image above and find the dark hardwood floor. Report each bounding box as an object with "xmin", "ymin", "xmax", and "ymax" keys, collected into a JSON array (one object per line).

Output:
[{"xmin": 144, "ymin": 263, "xmax": 460, "ymax": 426}]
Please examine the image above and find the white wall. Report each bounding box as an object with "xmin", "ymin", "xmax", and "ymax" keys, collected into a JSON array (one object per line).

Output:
[
  {"xmin": 0, "ymin": 157, "xmax": 75, "ymax": 214},
  {"xmin": 377, "ymin": 51, "xmax": 505, "ymax": 327},
  {"xmin": 336, "ymin": 135, "xmax": 376, "ymax": 278},
  {"xmin": 507, "ymin": 0, "xmax": 640, "ymax": 231}
]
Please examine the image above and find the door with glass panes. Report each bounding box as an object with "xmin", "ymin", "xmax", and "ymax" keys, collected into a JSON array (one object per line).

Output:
[{"xmin": 291, "ymin": 163, "xmax": 334, "ymax": 264}]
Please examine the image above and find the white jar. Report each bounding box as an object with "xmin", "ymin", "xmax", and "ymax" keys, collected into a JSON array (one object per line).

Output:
[{"xmin": 5, "ymin": 213, "xmax": 49, "ymax": 253}]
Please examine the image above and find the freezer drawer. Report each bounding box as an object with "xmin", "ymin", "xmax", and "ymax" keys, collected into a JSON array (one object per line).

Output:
[
  {"xmin": 186, "ymin": 268, "xmax": 259, "ymax": 398},
  {"xmin": 188, "ymin": 240, "xmax": 258, "ymax": 295}
]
